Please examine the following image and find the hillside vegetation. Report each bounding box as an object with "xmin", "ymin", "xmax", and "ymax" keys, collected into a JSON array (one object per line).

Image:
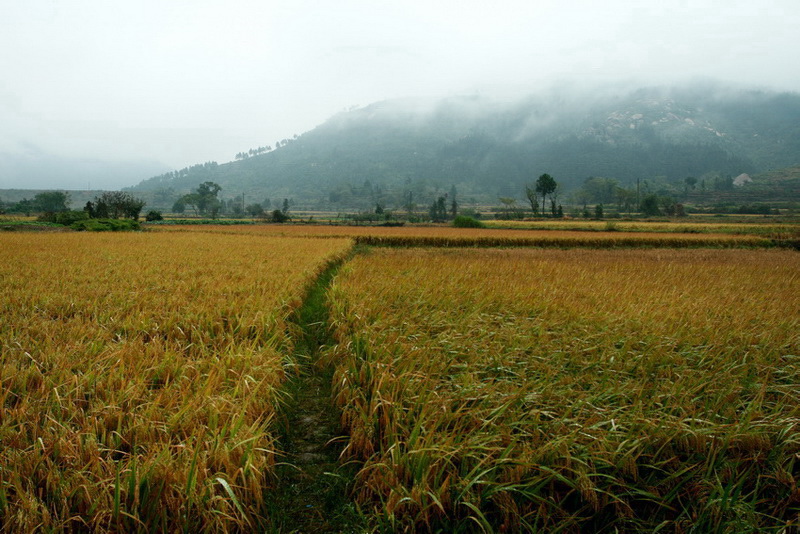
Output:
[{"xmin": 128, "ymin": 83, "xmax": 800, "ymax": 211}]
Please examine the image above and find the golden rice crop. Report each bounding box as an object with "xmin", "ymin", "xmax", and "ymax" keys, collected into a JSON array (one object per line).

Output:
[
  {"xmin": 0, "ymin": 232, "xmax": 351, "ymax": 532},
  {"xmin": 483, "ymin": 218, "xmax": 800, "ymax": 238},
  {"xmin": 326, "ymin": 248, "xmax": 800, "ymax": 531}
]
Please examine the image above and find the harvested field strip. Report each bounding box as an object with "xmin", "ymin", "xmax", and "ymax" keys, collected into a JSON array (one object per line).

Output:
[
  {"xmin": 326, "ymin": 248, "xmax": 800, "ymax": 531},
  {"xmin": 151, "ymin": 224, "xmax": 774, "ymax": 247},
  {"xmin": 351, "ymin": 234, "xmax": 773, "ymax": 248},
  {"xmin": 0, "ymin": 232, "xmax": 352, "ymax": 532}
]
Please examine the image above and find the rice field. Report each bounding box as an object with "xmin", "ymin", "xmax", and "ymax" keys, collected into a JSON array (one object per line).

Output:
[
  {"xmin": 481, "ymin": 218, "xmax": 800, "ymax": 238},
  {"xmin": 2, "ymin": 225, "xmax": 799, "ymax": 532},
  {"xmin": 0, "ymin": 232, "xmax": 351, "ymax": 531},
  {"xmin": 326, "ymin": 248, "xmax": 800, "ymax": 531}
]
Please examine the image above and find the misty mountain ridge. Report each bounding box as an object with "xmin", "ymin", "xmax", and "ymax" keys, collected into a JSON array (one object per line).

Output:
[{"xmin": 130, "ymin": 82, "xmax": 800, "ymax": 209}]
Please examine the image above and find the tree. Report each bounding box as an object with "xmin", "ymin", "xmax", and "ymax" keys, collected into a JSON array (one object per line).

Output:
[
  {"xmin": 177, "ymin": 182, "xmax": 221, "ymax": 217},
  {"xmin": 196, "ymin": 182, "xmax": 222, "ymax": 216},
  {"xmin": 640, "ymin": 194, "xmax": 661, "ymax": 216},
  {"xmin": 498, "ymin": 197, "xmax": 519, "ymax": 219},
  {"xmin": 449, "ymin": 185, "xmax": 458, "ymax": 218},
  {"xmin": 33, "ymin": 191, "xmax": 69, "ymax": 213},
  {"xmin": 429, "ymin": 196, "xmax": 447, "ymax": 222},
  {"xmin": 524, "ymin": 185, "xmax": 539, "ymax": 215},
  {"xmin": 271, "ymin": 209, "xmax": 288, "ymax": 223},
  {"xmin": 594, "ymin": 204, "xmax": 604, "ymax": 219},
  {"xmin": 535, "ymin": 174, "xmax": 557, "ymax": 217},
  {"xmin": 93, "ymin": 191, "xmax": 146, "ymax": 220},
  {"xmin": 246, "ymin": 203, "xmax": 264, "ymax": 218},
  {"xmin": 180, "ymin": 194, "xmax": 200, "ymax": 215},
  {"xmin": 14, "ymin": 198, "xmax": 34, "ymax": 216},
  {"xmin": 615, "ymin": 187, "xmax": 637, "ymax": 214},
  {"xmin": 684, "ymin": 176, "xmax": 698, "ymax": 194},
  {"xmin": 580, "ymin": 177, "xmax": 619, "ymax": 205}
]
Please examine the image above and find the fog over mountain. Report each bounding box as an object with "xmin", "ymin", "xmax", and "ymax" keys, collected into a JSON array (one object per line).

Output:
[
  {"xmin": 2, "ymin": 0, "xmax": 799, "ymax": 192},
  {"xmin": 125, "ymin": 81, "xmax": 800, "ymax": 210}
]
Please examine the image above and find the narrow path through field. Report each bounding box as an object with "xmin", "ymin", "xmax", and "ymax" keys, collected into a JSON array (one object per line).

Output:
[{"xmin": 267, "ymin": 258, "xmax": 365, "ymax": 532}]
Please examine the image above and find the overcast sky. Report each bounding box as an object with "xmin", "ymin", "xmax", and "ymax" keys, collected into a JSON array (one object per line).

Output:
[{"xmin": 2, "ymin": 0, "xmax": 799, "ymax": 188}]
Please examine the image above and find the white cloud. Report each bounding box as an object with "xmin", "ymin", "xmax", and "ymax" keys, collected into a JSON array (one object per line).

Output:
[{"xmin": 1, "ymin": 0, "xmax": 799, "ymax": 188}]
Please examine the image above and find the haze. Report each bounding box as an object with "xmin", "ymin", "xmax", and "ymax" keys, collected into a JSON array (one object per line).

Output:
[{"xmin": 2, "ymin": 0, "xmax": 799, "ymax": 190}]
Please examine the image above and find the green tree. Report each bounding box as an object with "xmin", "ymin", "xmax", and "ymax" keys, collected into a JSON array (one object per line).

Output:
[
  {"xmin": 271, "ymin": 209, "xmax": 288, "ymax": 223},
  {"xmin": 594, "ymin": 204, "xmax": 604, "ymax": 219},
  {"xmin": 524, "ymin": 185, "xmax": 539, "ymax": 216},
  {"xmin": 13, "ymin": 198, "xmax": 34, "ymax": 216},
  {"xmin": 178, "ymin": 182, "xmax": 221, "ymax": 217},
  {"xmin": 180, "ymin": 194, "xmax": 201, "ymax": 216},
  {"xmin": 449, "ymin": 185, "xmax": 458, "ymax": 218},
  {"xmin": 580, "ymin": 177, "xmax": 619, "ymax": 205},
  {"xmin": 246, "ymin": 203, "xmax": 264, "ymax": 218},
  {"xmin": 93, "ymin": 192, "xmax": 146, "ymax": 220},
  {"xmin": 535, "ymin": 174, "xmax": 557, "ymax": 217},
  {"xmin": 429, "ymin": 196, "xmax": 447, "ymax": 222},
  {"xmin": 615, "ymin": 187, "xmax": 637, "ymax": 214},
  {"xmin": 196, "ymin": 182, "xmax": 222, "ymax": 216},
  {"xmin": 640, "ymin": 194, "xmax": 661, "ymax": 216},
  {"xmin": 33, "ymin": 191, "xmax": 70, "ymax": 213}
]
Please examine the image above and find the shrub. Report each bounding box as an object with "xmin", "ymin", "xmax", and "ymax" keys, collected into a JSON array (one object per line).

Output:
[
  {"xmin": 271, "ymin": 209, "xmax": 289, "ymax": 223},
  {"xmin": 56, "ymin": 210, "xmax": 91, "ymax": 226},
  {"xmin": 452, "ymin": 215, "xmax": 485, "ymax": 228},
  {"xmin": 38, "ymin": 210, "xmax": 90, "ymax": 225},
  {"xmin": 145, "ymin": 210, "xmax": 164, "ymax": 222},
  {"xmin": 71, "ymin": 218, "xmax": 140, "ymax": 231}
]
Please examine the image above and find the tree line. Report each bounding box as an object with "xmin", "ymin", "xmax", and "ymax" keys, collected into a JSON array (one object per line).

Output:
[{"xmin": 0, "ymin": 190, "xmax": 152, "ymax": 228}]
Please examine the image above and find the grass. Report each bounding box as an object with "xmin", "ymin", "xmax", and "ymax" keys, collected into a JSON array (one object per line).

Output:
[
  {"xmin": 266, "ymin": 254, "xmax": 367, "ymax": 532},
  {"xmin": 325, "ymin": 248, "xmax": 800, "ymax": 531}
]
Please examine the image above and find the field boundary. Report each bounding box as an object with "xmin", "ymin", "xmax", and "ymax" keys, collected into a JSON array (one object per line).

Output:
[{"xmin": 267, "ymin": 252, "xmax": 366, "ymax": 532}]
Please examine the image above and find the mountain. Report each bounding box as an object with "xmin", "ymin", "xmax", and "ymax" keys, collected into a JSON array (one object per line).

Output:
[{"xmin": 129, "ymin": 82, "xmax": 800, "ymax": 210}]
